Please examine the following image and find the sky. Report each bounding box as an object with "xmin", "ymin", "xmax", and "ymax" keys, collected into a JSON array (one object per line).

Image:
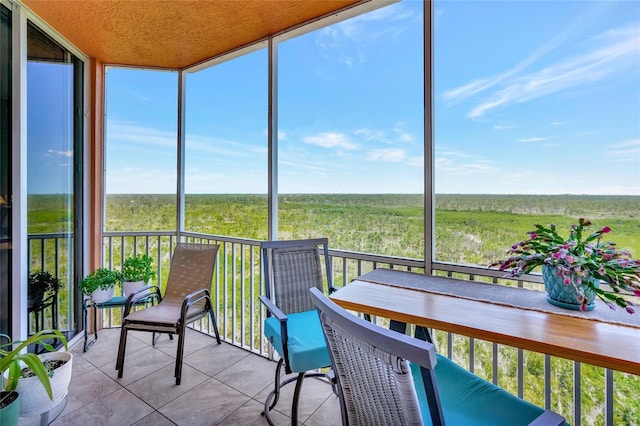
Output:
[{"xmin": 31, "ymin": 0, "xmax": 640, "ymax": 195}]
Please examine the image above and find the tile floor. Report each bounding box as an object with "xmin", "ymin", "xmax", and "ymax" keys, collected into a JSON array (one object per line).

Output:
[{"xmin": 49, "ymin": 328, "xmax": 341, "ymax": 426}]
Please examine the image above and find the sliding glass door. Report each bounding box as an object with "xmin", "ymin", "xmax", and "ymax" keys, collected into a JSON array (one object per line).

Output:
[{"xmin": 26, "ymin": 21, "xmax": 83, "ymax": 340}]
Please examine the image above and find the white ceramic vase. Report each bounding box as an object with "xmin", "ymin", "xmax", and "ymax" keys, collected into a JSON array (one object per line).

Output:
[
  {"xmin": 122, "ymin": 279, "xmax": 148, "ymax": 298},
  {"xmin": 91, "ymin": 286, "xmax": 114, "ymax": 303},
  {"xmin": 16, "ymin": 351, "xmax": 73, "ymax": 415}
]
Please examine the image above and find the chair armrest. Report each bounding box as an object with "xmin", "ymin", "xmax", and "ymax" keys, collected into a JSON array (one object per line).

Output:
[
  {"xmin": 528, "ymin": 410, "xmax": 566, "ymax": 426},
  {"xmin": 259, "ymin": 295, "xmax": 287, "ymax": 322},
  {"xmin": 180, "ymin": 288, "xmax": 212, "ymax": 318},
  {"xmin": 124, "ymin": 285, "xmax": 161, "ymax": 317}
]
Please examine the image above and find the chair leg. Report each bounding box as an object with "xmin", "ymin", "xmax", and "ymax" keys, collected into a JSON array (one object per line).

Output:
[
  {"xmin": 291, "ymin": 372, "xmax": 305, "ymax": 426},
  {"xmin": 262, "ymin": 358, "xmax": 285, "ymax": 425},
  {"xmin": 175, "ymin": 325, "xmax": 186, "ymax": 385},
  {"xmin": 209, "ymin": 309, "xmax": 221, "ymax": 344},
  {"xmin": 116, "ymin": 327, "xmax": 128, "ymax": 378}
]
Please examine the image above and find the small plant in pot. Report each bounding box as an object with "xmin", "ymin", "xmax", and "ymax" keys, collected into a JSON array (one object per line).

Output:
[
  {"xmin": 491, "ymin": 218, "xmax": 640, "ymax": 312},
  {"xmin": 1, "ymin": 329, "xmax": 71, "ymax": 419},
  {"xmin": 121, "ymin": 254, "xmax": 156, "ymax": 297},
  {"xmin": 80, "ymin": 268, "xmax": 122, "ymax": 303},
  {"xmin": 27, "ymin": 271, "xmax": 61, "ymax": 308}
]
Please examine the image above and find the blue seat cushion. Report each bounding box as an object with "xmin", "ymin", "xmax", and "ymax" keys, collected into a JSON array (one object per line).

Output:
[
  {"xmin": 412, "ymin": 354, "xmax": 556, "ymax": 426},
  {"xmin": 264, "ymin": 310, "xmax": 331, "ymax": 373}
]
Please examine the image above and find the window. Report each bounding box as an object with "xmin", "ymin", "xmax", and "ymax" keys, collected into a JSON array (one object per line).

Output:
[
  {"xmin": 184, "ymin": 48, "xmax": 268, "ymax": 239},
  {"xmin": 433, "ymin": 1, "xmax": 640, "ymax": 268},
  {"xmin": 278, "ymin": 1, "xmax": 425, "ymax": 257},
  {"xmin": 104, "ymin": 68, "xmax": 178, "ymax": 232}
]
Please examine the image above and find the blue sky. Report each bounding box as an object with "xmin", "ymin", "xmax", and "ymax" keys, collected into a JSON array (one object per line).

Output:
[{"xmin": 96, "ymin": 1, "xmax": 640, "ymax": 195}]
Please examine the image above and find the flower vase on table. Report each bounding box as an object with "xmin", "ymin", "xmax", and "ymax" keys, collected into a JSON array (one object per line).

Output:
[
  {"xmin": 491, "ymin": 218, "xmax": 640, "ymax": 314},
  {"xmin": 542, "ymin": 264, "xmax": 598, "ymax": 311}
]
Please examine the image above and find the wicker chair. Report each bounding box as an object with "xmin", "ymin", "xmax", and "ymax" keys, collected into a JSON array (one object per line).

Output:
[
  {"xmin": 115, "ymin": 243, "xmax": 221, "ymax": 385},
  {"xmin": 260, "ymin": 238, "xmax": 335, "ymax": 426},
  {"xmin": 309, "ymin": 288, "xmax": 567, "ymax": 426}
]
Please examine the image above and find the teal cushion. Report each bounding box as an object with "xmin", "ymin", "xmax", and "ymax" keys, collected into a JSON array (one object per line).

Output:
[
  {"xmin": 412, "ymin": 354, "xmax": 553, "ymax": 426},
  {"xmin": 264, "ymin": 310, "xmax": 331, "ymax": 373}
]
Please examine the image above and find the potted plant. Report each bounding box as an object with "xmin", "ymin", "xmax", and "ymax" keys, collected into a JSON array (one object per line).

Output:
[
  {"xmin": 80, "ymin": 268, "xmax": 122, "ymax": 303},
  {"xmin": 121, "ymin": 254, "xmax": 156, "ymax": 297},
  {"xmin": 1, "ymin": 329, "xmax": 71, "ymax": 420},
  {"xmin": 27, "ymin": 271, "xmax": 61, "ymax": 307},
  {"xmin": 491, "ymin": 218, "xmax": 640, "ymax": 312}
]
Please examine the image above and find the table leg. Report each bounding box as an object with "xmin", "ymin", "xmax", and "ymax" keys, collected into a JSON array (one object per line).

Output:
[
  {"xmin": 389, "ymin": 320, "xmax": 407, "ymax": 334},
  {"xmin": 83, "ymin": 301, "xmax": 89, "ymax": 352},
  {"xmin": 414, "ymin": 326, "xmax": 434, "ymax": 344}
]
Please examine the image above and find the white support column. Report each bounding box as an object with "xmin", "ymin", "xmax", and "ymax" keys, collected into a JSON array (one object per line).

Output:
[{"xmin": 11, "ymin": 1, "xmax": 27, "ymax": 340}]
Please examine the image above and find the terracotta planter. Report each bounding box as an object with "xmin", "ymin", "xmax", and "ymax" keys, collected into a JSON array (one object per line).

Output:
[{"xmin": 16, "ymin": 352, "xmax": 73, "ymax": 415}]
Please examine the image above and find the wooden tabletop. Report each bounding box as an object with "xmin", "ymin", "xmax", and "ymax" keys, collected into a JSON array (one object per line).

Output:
[{"xmin": 331, "ymin": 276, "xmax": 640, "ymax": 376}]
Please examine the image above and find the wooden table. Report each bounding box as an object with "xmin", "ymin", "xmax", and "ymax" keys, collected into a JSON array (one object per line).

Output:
[{"xmin": 330, "ymin": 270, "xmax": 640, "ymax": 376}]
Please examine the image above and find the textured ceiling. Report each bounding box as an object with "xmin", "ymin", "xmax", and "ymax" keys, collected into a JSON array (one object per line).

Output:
[{"xmin": 22, "ymin": 0, "xmax": 363, "ymax": 69}]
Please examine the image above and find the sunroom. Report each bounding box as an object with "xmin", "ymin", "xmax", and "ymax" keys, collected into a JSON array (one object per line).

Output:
[{"xmin": 1, "ymin": 0, "xmax": 639, "ymax": 425}]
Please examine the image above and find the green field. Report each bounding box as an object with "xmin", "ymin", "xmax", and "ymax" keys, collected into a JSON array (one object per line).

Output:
[{"xmin": 100, "ymin": 193, "xmax": 640, "ymax": 266}]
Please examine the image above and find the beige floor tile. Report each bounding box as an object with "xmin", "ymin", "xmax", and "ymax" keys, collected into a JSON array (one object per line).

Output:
[
  {"xmin": 304, "ymin": 393, "xmax": 341, "ymax": 426},
  {"xmin": 218, "ymin": 398, "xmax": 290, "ymax": 426},
  {"xmin": 215, "ymin": 352, "xmax": 277, "ymax": 398},
  {"xmin": 52, "ymin": 388, "xmax": 153, "ymax": 426},
  {"xmin": 153, "ymin": 328, "xmax": 220, "ymax": 358},
  {"xmin": 81, "ymin": 328, "xmax": 147, "ymax": 369},
  {"xmin": 125, "ymin": 361, "xmax": 210, "ymax": 409},
  {"xmin": 104, "ymin": 344, "xmax": 175, "ymax": 386},
  {"xmin": 132, "ymin": 411, "xmax": 177, "ymax": 425},
  {"xmin": 61, "ymin": 367, "xmax": 122, "ymax": 416},
  {"xmin": 255, "ymin": 375, "xmax": 335, "ymax": 424},
  {"xmin": 185, "ymin": 341, "xmax": 251, "ymax": 377},
  {"xmin": 60, "ymin": 327, "xmax": 328, "ymax": 425},
  {"xmin": 159, "ymin": 378, "xmax": 250, "ymax": 426}
]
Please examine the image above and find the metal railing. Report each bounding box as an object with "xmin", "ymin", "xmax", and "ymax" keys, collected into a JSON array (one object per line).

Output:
[{"xmin": 27, "ymin": 231, "xmax": 639, "ymax": 425}]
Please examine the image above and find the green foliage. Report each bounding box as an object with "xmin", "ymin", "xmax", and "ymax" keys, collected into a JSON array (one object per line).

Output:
[
  {"xmin": 28, "ymin": 271, "xmax": 62, "ymax": 304},
  {"xmin": 80, "ymin": 268, "xmax": 122, "ymax": 295},
  {"xmin": 121, "ymin": 254, "xmax": 156, "ymax": 282},
  {"xmin": 0, "ymin": 330, "xmax": 68, "ymax": 400}
]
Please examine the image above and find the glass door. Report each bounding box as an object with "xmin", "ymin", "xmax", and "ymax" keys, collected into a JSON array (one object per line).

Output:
[{"xmin": 26, "ymin": 21, "xmax": 83, "ymax": 341}]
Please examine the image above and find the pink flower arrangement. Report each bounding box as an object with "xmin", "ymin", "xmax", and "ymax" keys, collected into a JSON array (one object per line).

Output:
[{"xmin": 491, "ymin": 218, "xmax": 640, "ymax": 313}]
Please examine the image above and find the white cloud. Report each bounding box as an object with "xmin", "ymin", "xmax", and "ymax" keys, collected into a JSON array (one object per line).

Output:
[
  {"xmin": 493, "ymin": 125, "xmax": 514, "ymax": 130},
  {"xmin": 606, "ymin": 139, "xmax": 640, "ymax": 161},
  {"xmin": 367, "ymin": 148, "xmax": 407, "ymax": 162},
  {"xmin": 280, "ymin": 160, "xmax": 328, "ymax": 173},
  {"xmin": 47, "ymin": 149, "xmax": 73, "ymax": 158},
  {"xmin": 518, "ymin": 137, "xmax": 551, "ymax": 143},
  {"xmin": 443, "ymin": 23, "xmax": 640, "ymax": 119},
  {"xmin": 354, "ymin": 127, "xmax": 386, "ymax": 141},
  {"xmin": 303, "ymin": 132, "xmax": 359, "ymax": 150},
  {"xmin": 108, "ymin": 121, "xmax": 265, "ymax": 158},
  {"xmin": 315, "ymin": 2, "xmax": 417, "ymax": 66}
]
